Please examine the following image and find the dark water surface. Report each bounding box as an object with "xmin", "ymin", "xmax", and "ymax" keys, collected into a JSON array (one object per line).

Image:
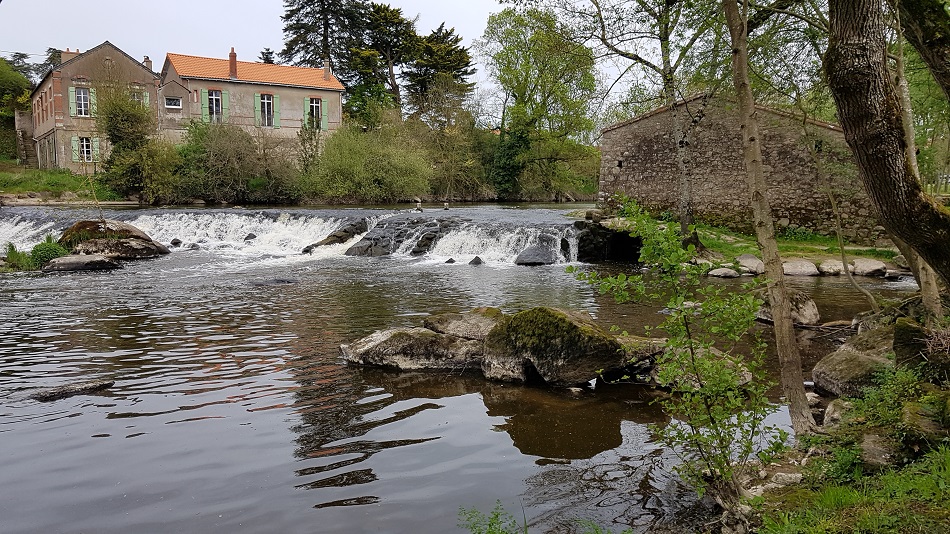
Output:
[{"xmin": 0, "ymin": 206, "xmax": 916, "ymax": 533}]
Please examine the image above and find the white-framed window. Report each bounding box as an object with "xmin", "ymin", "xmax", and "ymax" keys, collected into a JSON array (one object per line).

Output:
[
  {"xmin": 76, "ymin": 87, "xmax": 90, "ymax": 116},
  {"xmin": 208, "ymin": 90, "xmax": 222, "ymax": 122},
  {"xmin": 79, "ymin": 137, "xmax": 93, "ymax": 162},
  {"xmin": 165, "ymin": 97, "xmax": 182, "ymax": 109},
  {"xmin": 309, "ymin": 97, "xmax": 322, "ymax": 129},
  {"xmin": 260, "ymin": 94, "xmax": 274, "ymax": 127}
]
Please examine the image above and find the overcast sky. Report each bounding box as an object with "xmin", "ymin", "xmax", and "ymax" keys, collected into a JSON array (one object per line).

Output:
[{"xmin": 0, "ymin": 0, "xmax": 502, "ymax": 81}]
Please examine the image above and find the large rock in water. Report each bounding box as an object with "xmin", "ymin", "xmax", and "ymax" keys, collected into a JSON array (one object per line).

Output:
[
  {"xmin": 756, "ymin": 288, "xmax": 821, "ymax": 325},
  {"xmin": 514, "ymin": 245, "xmax": 557, "ymax": 266},
  {"xmin": 73, "ymin": 238, "xmax": 170, "ymax": 259},
  {"xmin": 422, "ymin": 307, "xmax": 504, "ymax": 340},
  {"xmin": 302, "ymin": 218, "xmax": 368, "ymax": 253},
  {"xmin": 340, "ymin": 327, "xmax": 483, "ymax": 370},
  {"xmin": 482, "ymin": 307, "xmax": 625, "ymax": 386},
  {"xmin": 812, "ymin": 326, "xmax": 893, "ymax": 397},
  {"xmin": 573, "ymin": 220, "xmax": 642, "ymax": 263},
  {"xmin": 58, "ymin": 220, "xmax": 169, "ymax": 259},
  {"xmin": 42, "ymin": 254, "xmax": 122, "ymax": 272}
]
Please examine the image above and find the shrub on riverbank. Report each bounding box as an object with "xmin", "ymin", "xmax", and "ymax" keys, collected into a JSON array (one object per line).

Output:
[{"xmin": 301, "ymin": 120, "xmax": 432, "ymax": 203}]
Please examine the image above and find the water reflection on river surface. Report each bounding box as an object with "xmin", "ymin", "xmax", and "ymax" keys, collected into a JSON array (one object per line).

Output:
[{"xmin": 0, "ymin": 206, "xmax": 915, "ymax": 533}]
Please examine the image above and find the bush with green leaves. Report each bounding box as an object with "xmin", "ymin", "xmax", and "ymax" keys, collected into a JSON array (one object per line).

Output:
[
  {"xmin": 302, "ymin": 118, "xmax": 432, "ymax": 203},
  {"xmin": 3, "ymin": 235, "xmax": 71, "ymax": 271},
  {"xmin": 30, "ymin": 235, "xmax": 69, "ymax": 267},
  {"xmin": 571, "ymin": 200, "xmax": 786, "ymax": 516}
]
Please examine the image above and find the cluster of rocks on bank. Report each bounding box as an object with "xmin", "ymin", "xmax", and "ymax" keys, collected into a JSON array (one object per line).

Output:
[{"xmin": 706, "ymin": 253, "xmax": 904, "ymax": 280}]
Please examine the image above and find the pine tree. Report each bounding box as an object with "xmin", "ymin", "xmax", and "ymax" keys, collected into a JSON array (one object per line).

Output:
[
  {"xmin": 258, "ymin": 48, "xmax": 276, "ymax": 64},
  {"xmin": 279, "ymin": 0, "xmax": 368, "ymax": 85},
  {"xmin": 402, "ymin": 24, "xmax": 476, "ymax": 119}
]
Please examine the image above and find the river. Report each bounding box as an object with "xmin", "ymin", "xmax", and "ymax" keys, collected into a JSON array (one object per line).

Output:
[{"xmin": 0, "ymin": 204, "xmax": 917, "ymax": 533}]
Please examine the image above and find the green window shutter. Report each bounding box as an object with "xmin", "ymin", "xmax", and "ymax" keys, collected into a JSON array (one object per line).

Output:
[
  {"xmin": 89, "ymin": 88, "xmax": 97, "ymax": 116},
  {"xmin": 71, "ymin": 136, "xmax": 79, "ymax": 162},
  {"xmin": 304, "ymin": 97, "xmax": 311, "ymax": 127},
  {"xmin": 273, "ymin": 94, "xmax": 280, "ymax": 128},
  {"xmin": 201, "ymin": 89, "xmax": 209, "ymax": 122},
  {"xmin": 143, "ymin": 90, "xmax": 149, "ymax": 107},
  {"xmin": 321, "ymin": 98, "xmax": 328, "ymax": 131},
  {"xmin": 222, "ymin": 91, "xmax": 230, "ymax": 121},
  {"xmin": 92, "ymin": 138, "xmax": 101, "ymax": 161},
  {"xmin": 68, "ymin": 87, "xmax": 77, "ymax": 116},
  {"xmin": 254, "ymin": 93, "xmax": 261, "ymax": 126}
]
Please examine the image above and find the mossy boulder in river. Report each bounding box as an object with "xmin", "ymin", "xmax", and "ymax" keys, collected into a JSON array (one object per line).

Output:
[
  {"xmin": 58, "ymin": 220, "xmax": 169, "ymax": 259},
  {"xmin": 482, "ymin": 307, "xmax": 625, "ymax": 387},
  {"xmin": 341, "ymin": 307, "xmax": 650, "ymax": 388},
  {"xmin": 812, "ymin": 326, "xmax": 894, "ymax": 397}
]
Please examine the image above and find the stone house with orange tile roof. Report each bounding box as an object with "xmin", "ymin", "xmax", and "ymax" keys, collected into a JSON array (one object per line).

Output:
[{"xmin": 157, "ymin": 48, "xmax": 344, "ymax": 142}]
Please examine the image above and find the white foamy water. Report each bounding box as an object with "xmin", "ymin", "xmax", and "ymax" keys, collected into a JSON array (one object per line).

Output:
[
  {"xmin": 129, "ymin": 211, "xmax": 346, "ymax": 257},
  {"xmin": 426, "ymin": 223, "xmax": 577, "ymax": 264},
  {"xmin": 0, "ymin": 216, "xmax": 58, "ymax": 250}
]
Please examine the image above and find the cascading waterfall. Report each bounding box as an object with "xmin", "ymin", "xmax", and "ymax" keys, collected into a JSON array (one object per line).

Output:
[
  {"xmin": 427, "ymin": 223, "xmax": 578, "ymax": 263},
  {"xmin": 0, "ymin": 215, "xmax": 58, "ymax": 250}
]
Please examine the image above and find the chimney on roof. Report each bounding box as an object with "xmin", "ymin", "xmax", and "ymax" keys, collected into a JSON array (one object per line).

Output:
[
  {"xmin": 229, "ymin": 47, "xmax": 237, "ymax": 79},
  {"xmin": 61, "ymin": 48, "xmax": 79, "ymax": 62},
  {"xmin": 323, "ymin": 58, "xmax": 331, "ymax": 80},
  {"xmin": 143, "ymin": 56, "xmax": 152, "ymax": 71}
]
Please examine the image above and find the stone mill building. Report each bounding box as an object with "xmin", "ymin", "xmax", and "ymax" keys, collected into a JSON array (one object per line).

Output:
[{"xmin": 598, "ymin": 95, "xmax": 888, "ymax": 245}]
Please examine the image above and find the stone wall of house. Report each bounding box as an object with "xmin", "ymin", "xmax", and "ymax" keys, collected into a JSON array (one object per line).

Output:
[{"xmin": 598, "ymin": 99, "xmax": 889, "ymax": 245}]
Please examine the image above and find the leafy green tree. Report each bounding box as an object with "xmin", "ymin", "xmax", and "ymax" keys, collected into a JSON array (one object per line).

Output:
[
  {"xmin": 479, "ymin": 8, "xmax": 598, "ymax": 200},
  {"xmin": 402, "ymin": 24, "xmax": 475, "ymax": 121},
  {"xmin": 0, "ymin": 58, "xmax": 30, "ymax": 111},
  {"xmin": 280, "ymin": 0, "xmax": 369, "ymax": 85},
  {"xmin": 525, "ymin": 0, "xmax": 723, "ymax": 244}
]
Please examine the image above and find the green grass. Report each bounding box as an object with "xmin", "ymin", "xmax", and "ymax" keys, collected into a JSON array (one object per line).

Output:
[
  {"xmin": 760, "ymin": 446, "xmax": 950, "ymax": 534},
  {"xmin": 694, "ymin": 224, "xmax": 898, "ymax": 263},
  {"xmin": 0, "ymin": 164, "xmax": 122, "ymax": 201}
]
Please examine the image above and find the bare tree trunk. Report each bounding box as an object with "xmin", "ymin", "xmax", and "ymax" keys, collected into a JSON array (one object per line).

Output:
[
  {"xmin": 826, "ymin": 0, "xmax": 950, "ymax": 289},
  {"xmin": 722, "ymin": 0, "xmax": 817, "ymax": 436}
]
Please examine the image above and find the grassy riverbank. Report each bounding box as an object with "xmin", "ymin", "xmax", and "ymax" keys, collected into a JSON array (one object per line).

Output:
[{"xmin": 0, "ymin": 159, "xmax": 122, "ymax": 201}]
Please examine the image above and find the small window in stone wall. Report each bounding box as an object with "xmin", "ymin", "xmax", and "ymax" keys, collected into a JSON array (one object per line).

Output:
[
  {"xmin": 165, "ymin": 97, "xmax": 182, "ymax": 109},
  {"xmin": 617, "ymin": 160, "xmax": 623, "ymax": 168}
]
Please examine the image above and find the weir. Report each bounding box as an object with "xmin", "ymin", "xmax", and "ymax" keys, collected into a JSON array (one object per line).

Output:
[{"xmin": 0, "ymin": 206, "xmax": 587, "ymax": 265}]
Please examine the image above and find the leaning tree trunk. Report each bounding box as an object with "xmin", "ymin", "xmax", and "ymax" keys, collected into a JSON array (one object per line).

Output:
[
  {"xmin": 891, "ymin": 17, "xmax": 944, "ymax": 324},
  {"xmin": 894, "ymin": 0, "xmax": 950, "ymax": 102},
  {"xmin": 825, "ymin": 0, "xmax": 950, "ymax": 289},
  {"xmin": 721, "ymin": 0, "xmax": 817, "ymax": 436}
]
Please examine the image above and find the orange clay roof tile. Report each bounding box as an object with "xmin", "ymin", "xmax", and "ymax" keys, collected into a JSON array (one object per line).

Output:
[{"xmin": 166, "ymin": 53, "xmax": 344, "ymax": 91}]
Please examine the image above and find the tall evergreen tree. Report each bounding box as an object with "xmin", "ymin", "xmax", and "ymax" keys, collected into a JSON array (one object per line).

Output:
[
  {"xmin": 402, "ymin": 24, "xmax": 476, "ymax": 119},
  {"xmin": 348, "ymin": 3, "xmax": 419, "ymax": 108},
  {"xmin": 280, "ymin": 0, "xmax": 368, "ymax": 85},
  {"xmin": 258, "ymin": 48, "xmax": 276, "ymax": 64}
]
